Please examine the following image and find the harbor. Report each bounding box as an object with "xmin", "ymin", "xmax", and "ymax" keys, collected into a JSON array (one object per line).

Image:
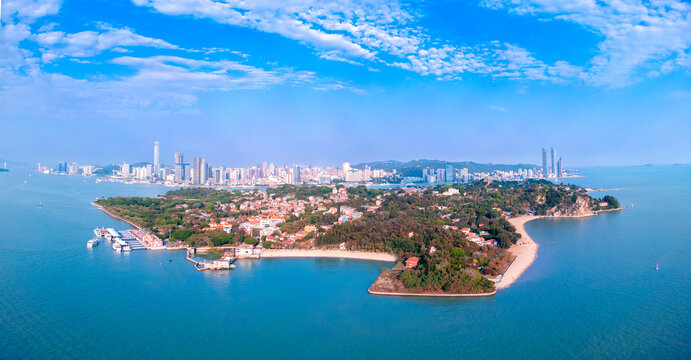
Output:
[{"xmin": 91, "ymin": 227, "xmax": 159, "ymax": 252}]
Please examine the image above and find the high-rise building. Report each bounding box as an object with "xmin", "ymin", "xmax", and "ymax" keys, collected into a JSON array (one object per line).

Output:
[
  {"xmin": 445, "ymin": 164, "xmax": 455, "ymax": 183},
  {"xmin": 557, "ymin": 157, "xmax": 563, "ymax": 177},
  {"xmin": 201, "ymin": 158, "xmax": 209, "ymax": 184},
  {"xmin": 551, "ymin": 147, "xmax": 557, "ymax": 176},
  {"xmin": 69, "ymin": 162, "xmax": 79, "ymax": 175},
  {"xmin": 153, "ymin": 141, "xmax": 160, "ymax": 175},
  {"xmin": 436, "ymin": 168, "xmax": 445, "ymax": 183},
  {"xmin": 294, "ymin": 165, "xmax": 302, "ymax": 185},
  {"xmin": 342, "ymin": 162, "xmax": 351, "ymax": 175},
  {"xmin": 174, "ymin": 153, "xmax": 184, "ymax": 182},
  {"xmin": 542, "ymin": 147, "xmax": 548, "ymax": 176},
  {"xmin": 121, "ymin": 162, "xmax": 130, "ymax": 178},
  {"xmin": 363, "ymin": 166, "xmax": 372, "ymax": 182},
  {"xmin": 219, "ymin": 165, "xmax": 226, "ymax": 185},
  {"xmin": 193, "ymin": 157, "xmax": 201, "ymax": 184}
]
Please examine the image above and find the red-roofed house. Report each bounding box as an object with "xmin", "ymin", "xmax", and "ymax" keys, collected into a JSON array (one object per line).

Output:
[{"xmin": 405, "ymin": 257, "xmax": 419, "ymax": 268}]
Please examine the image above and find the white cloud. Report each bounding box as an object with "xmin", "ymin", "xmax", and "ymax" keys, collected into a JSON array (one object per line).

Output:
[
  {"xmin": 488, "ymin": 105, "xmax": 507, "ymax": 112},
  {"xmin": 34, "ymin": 25, "xmax": 181, "ymax": 62},
  {"xmin": 313, "ymin": 81, "xmax": 366, "ymax": 94},
  {"xmin": 0, "ymin": 23, "xmax": 38, "ymax": 69},
  {"xmin": 110, "ymin": 55, "xmax": 315, "ymax": 90},
  {"xmin": 481, "ymin": 0, "xmax": 691, "ymax": 86},
  {"xmin": 2, "ymin": 0, "xmax": 61, "ymax": 23},
  {"xmin": 130, "ymin": 0, "xmax": 691, "ymax": 86},
  {"xmin": 129, "ymin": 0, "xmax": 587, "ymax": 84},
  {"xmin": 132, "ymin": 0, "xmax": 376, "ymax": 59},
  {"xmin": 0, "ymin": 0, "xmax": 356, "ymax": 119}
]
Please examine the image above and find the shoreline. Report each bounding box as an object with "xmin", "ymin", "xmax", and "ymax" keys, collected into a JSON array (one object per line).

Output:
[
  {"xmin": 496, "ymin": 208, "xmax": 624, "ymax": 290},
  {"xmin": 94, "ymin": 198, "xmax": 622, "ymax": 295},
  {"xmin": 91, "ymin": 202, "xmax": 144, "ymax": 231},
  {"xmin": 495, "ymin": 215, "xmax": 541, "ymax": 290},
  {"xmin": 261, "ymin": 249, "xmax": 396, "ymax": 262},
  {"xmin": 368, "ymin": 289, "xmax": 496, "ymax": 297}
]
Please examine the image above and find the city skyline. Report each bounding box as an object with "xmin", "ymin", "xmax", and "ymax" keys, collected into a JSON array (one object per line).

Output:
[
  {"xmin": 41, "ymin": 141, "xmax": 566, "ymax": 187},
  {"xmin": 1, "ymin": 1, "xmax": 690, "ymax": 166}
]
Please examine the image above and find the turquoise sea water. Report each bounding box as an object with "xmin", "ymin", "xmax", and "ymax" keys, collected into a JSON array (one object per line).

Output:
[{"xmin": 0, "ymin": 167, "xmax": 689, "ymax": 359}]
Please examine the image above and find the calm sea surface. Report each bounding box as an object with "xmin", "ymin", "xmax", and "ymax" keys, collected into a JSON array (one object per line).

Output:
[{"xmin": 1, "ymin": 166, "xmax": 689, "ymax": 359}]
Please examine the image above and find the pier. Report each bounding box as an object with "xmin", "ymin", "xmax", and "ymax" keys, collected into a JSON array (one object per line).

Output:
[{"xmin": 185, "ymin": 248, "xmax": 236, "ymax": 271}]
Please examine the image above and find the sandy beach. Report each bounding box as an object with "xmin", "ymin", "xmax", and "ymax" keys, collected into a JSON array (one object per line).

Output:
[
  {"xmin": 495, "ymin": 215, "xmax": 541, "ymax": 290},
  {"xmin": 262, "ymin": 249, "xmax": 396, "ymax": 262}
]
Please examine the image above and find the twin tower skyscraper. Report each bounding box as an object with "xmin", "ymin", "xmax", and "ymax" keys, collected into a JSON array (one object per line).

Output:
[{"xmin": 542, "ymin": 147, "xmax": 563, "ymax": 177}]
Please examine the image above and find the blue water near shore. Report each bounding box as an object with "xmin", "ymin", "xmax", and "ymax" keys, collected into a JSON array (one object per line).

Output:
[{"xmin": 1, "ymin": 167, "xmax": 689, "ymax": 359}]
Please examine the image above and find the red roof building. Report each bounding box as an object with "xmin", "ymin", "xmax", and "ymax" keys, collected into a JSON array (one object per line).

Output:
[{"xmin": 405, "ymin": 257, "xmax": 419, "ymax": 268}]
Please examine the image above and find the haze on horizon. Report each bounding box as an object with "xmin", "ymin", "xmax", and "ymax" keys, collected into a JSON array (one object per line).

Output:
[{"xmin": 0, "ymin": 0, "xmax": 690, "ymax": 167}]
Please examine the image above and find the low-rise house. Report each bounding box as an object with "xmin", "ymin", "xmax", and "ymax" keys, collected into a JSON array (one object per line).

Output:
[{"xmin": 405, "ymin": 257, "xmax": 419, "ymax": 268}]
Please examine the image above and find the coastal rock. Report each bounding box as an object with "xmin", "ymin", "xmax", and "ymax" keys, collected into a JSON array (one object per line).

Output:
[{"xmin": 547, "ymin": 196, "xmax": 595, "ymax": 217}]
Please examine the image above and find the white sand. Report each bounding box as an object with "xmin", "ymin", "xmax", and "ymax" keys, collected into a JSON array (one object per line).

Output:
[
  {"xmin": 495, "ymin": 215, "xmax": 541, "ymax": 290},
  {"xmin": 261, "ymin": 249, "xmax": 396, "ymax": 262}
]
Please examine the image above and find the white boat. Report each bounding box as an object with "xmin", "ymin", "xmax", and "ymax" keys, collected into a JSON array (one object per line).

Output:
[
  {"xmin": 112, "ymin": 242, "xmax": 122, "ymax": 252},
  {"xmin": 87, "ymin": 239, "xmax": 99, "ymax": 248}
]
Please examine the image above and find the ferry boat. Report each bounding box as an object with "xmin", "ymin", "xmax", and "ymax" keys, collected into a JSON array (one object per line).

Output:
[
  {"xmin": 87, "ymin": 239, "xmax": 100, "ymax": 248},
  {"xmin": 112, "ymin": 241, "xmax": 131, "ymax": 252},
  {"xmin": 93, "ymin": 228, "xmax": 107, "ymax": 238}
]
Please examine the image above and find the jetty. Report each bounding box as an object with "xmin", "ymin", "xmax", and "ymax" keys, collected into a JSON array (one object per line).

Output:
[{"xmin": 185, "ymin": 248, "xmax": 236, "ymax": 271}]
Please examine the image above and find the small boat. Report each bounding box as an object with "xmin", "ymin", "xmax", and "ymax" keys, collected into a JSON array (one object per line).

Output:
[
  {"xmin": 87, "ymin": 239, "xmax": 100, "ymax": 248},
  {"xmin": 112, "ymin": 242, "xmax": 122, "ymax": 252},
  {"xmin": 38, "ymin": 202, "xmax": 43, "ymax": 207}
]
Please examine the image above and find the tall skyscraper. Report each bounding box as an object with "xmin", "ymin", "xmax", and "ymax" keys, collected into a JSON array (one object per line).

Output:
[
  {"xmin": 219, "ymin": 165, "xmax": 226, "ymax": 184},
  {"xmin": 153, "ymin": 141, "xmax": 160, "ymax": 176},
  {"xmin": 557, "ymin": 157, "xmax": 563, "ymax": 177},
  {"xmin": 294, "ymin": 165, "xmax": 302, "ymax": 185},
  {"xmin": 201, "ymin": 158, "xmax": 208, "ymax": 184},
  {"xmin": 542, "ymin": 147, "xmax": 548, "ymax": 176},
  {"xmin": 193, "ymin": 157, "xmax": 201, "ymax": 184},
  {"xmin": 551, "ymin": 147, "xmax": 557, "ymax": 176},
  {"xmin": 445, "ymin": 164, "xmax": 455, "ymax": 183},
  {"xmin": 436, "ymin": 168, "xmax": 445, "ymax": 183},
  {"xmin": 174, "ymin": 153, "xmax": 184, "ymax": 182}
]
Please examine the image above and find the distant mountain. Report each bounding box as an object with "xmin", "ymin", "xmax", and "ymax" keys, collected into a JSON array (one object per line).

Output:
[{"xmin": 353, "ymin": 159, "xmax": 537, "ymax": 177}]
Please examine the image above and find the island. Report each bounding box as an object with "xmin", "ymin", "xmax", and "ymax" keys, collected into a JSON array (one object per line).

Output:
[{"xmin": 94, "ymin": 180, "xmax": 622, "ymax": 296}]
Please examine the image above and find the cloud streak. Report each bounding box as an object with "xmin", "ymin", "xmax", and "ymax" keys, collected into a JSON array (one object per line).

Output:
[
  {"xmin": 130, "ymin": 0, "xmax": 691, "ymax": 86},
  {"xmin": 481, "ymin": 0, "xmax": 691, "ymax": 86}
]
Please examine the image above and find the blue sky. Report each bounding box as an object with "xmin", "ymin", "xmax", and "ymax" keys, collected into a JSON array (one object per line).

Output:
[{"xmin": 1, "ymin": 0, "xmax": 690, "ymax": 167}]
